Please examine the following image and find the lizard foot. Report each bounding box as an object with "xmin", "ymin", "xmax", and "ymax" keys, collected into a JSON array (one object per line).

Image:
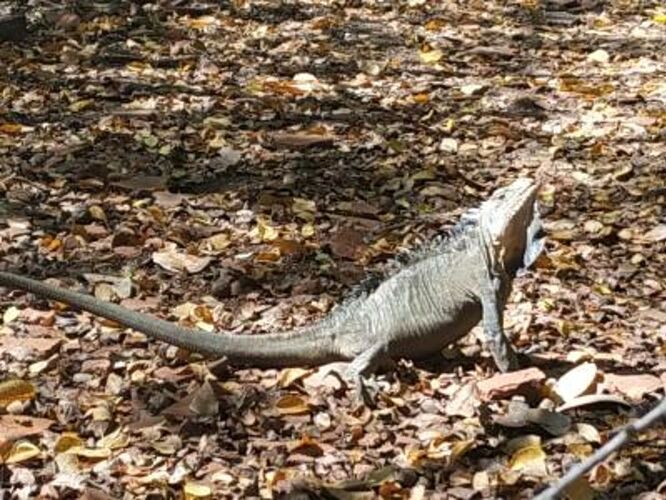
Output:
[{"xmin": 353, "ymin": 375, "xmax": 380, "ymax": 408}]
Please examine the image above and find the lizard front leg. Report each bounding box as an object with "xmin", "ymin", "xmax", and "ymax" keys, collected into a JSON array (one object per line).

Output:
[{"xmin": 480, "ymin": 278, "xmax": 519, "ymax": 373}]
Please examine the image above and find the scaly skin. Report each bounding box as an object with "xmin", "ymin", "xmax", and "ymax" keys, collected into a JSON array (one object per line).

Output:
[{"xmin": 0, "ymin": 178, "xmax": 544, "ymax": 392}]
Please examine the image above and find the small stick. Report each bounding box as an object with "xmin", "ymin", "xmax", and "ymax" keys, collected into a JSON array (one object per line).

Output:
[{"xmin": 535, "ymin": 397, "xmax": 666, "ymax": 499}]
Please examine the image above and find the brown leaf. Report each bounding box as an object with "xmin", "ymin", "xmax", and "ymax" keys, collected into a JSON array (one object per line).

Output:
[
  {"xmin": 287, "ymin": 435, "xmax": 324, "ymax": 457},
  {"xmin": 270, "ymin": 131, "xmax": 334, "ymax": 149},
  {"xmin": 0, "ymin": 415, "xmax": 54, "ymax": 443},
  {"xmin": 476, "ymin": 367, "xmax": 546, "ymax": 401},
  {"xmin": 275, "ymin": 394, "xmax": 310, "ymax": 415},
  {"xmin": 329, "ymin": 226, "xmax": 365, "ymax": 260},
  {"xmin": 110, "ymin": 174, "xmax": 168, "ymax": 191},
  {"xmin": 603, "ymin": 373, "xmax": 662, "ymax": 401},
  {"xmin": 189, "ymin": 382, "xmax": 219, "ymax": 417},
  {"xmin": 0, "ymin": 337, "xmax": 62, "ymax": 360}
]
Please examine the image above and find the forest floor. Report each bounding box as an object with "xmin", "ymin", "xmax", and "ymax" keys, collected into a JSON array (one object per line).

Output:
[{"xmin": 0, "ymin": 0, "xmax": 665, "ymax": 498}]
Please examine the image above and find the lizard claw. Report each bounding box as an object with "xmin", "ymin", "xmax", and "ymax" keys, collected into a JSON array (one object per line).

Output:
[{"xmin": 354, "ymin": 375, "xmax": 379, "ymax": 408}]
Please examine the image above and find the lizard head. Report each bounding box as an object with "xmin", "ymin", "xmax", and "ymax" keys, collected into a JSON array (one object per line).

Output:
[{"xmin": 480, "ymin": 177, "xmax": 545, "ymax": 275}]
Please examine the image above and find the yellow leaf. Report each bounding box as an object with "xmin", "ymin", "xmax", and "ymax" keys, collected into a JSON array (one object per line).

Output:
[
  {"xmin": 419, "ymin": 48, "xmax": 443, "ymax": 64},
  {"xmin": 4, "ymin": 440, "xmax": 41, "ymax": 464},
  {"xmin": 254, "ymin": 248, "xmax": 281, "ymax": 263},
  {"xmin": 412, "ymin": 93, "xmax": 430, "ymax": 104},
  {"xmin": 3, "ymin": 305, "xmax": 20, "ymax": 324},
  {"xmin": 126, "ymin": 61, "xmax": 153, "ymax": 73},
  {"xmin": 277, "ymin": 368, "xmax": 312, "ymax": 389},
  {"xmin": 69, "ymin": 99, "xmax": 93, "ymax": 112},
  {"xmin": 301, "ymin": 223, "xmax": 315, "ymax": 238},
  {"xmin": 97, "ymin": 427, "xmax": 130, "ymax": 450},
  {"xmin": 184, "ymin": 481, "xmax": 212, "ymax": 499},
  {"xmin": 257, "ymin": 218, "xmax": 279, "ymax": 242},
  {"xmin": 653, "ymin": 14, "xmax": 666, "ymax": 24},
  {"xmin": 564, "ymin": 477, "xmax": 596, "ymax": 500},
  {"xmin": 509, "ymin": 444, "xmax": 547, "ymax": 475},
  {"xmin": 451, "ymin": 439, "xmax": 474, "ymax": 461},
  {"xmin": 55, "ymin": 432, "xmax": 84, "ymax": 453},
  {"xmin": 67, "ymin": 446, "xmax": 112, "ymax": 460},
  {"xmin": 0, "ymin": 123, "xmax": 25, "ymax": 135},
  {"xmin": 425, "ymin": 19, "xmax": 446, "ymax": 31},
  {"xmin": 205, "ymin": 232, "xmax": 231, "ymax": 251},
  {"xmin": 188, "ymin": 16, "xmax": 218, "ymax": 30},
  {"xmin": 0, "ymin": 380, "xmax": 36, "ymax": 407},
  {"xmin": 88, "ymin": 205, "xmax": 107, "ymax": 222},
  {"xmin": 292, "ymin": 198, "xmax": 316, "ymax": 221}
]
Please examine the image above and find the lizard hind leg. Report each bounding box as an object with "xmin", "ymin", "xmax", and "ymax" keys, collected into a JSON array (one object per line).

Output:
[{"xmin": 344, "ymin": 342, "xmax": 393, "ymax": 407}]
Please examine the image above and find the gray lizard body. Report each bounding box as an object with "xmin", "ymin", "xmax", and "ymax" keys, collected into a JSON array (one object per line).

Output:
[{"xmin": 0, "ymin": 177, "xmax": 544, "ymax": 384}]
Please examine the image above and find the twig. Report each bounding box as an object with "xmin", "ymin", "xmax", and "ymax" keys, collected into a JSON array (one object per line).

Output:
[{"xmin": 535, "ymin": 397, "xmax": 666, "ymax": 499}]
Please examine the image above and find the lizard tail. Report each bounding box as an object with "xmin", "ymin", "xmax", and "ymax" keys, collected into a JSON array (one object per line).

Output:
[{"xmin": 0, "ymin": 272, "xmax": 343, "ymax": 367}]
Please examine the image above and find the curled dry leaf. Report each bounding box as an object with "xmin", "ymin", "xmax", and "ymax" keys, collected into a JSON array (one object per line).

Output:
[
  {"xmin": 67, "ymin": 446, "xmax": 112, "ymax": 460},
  {"xmin": 288, "ymin": 435, "xmax": 324, "ymax": 457},
  {"xmin": 277, "ymin": 367, "xmax": 313, "ymax": 389},
  {"xmin": 553, "ymin": 362, "xmax": 598, "ymax": 403},
  {"xmin": 152, "ymin": 248, "xmax": 211, "ymax": 274},
  {"xmin": 575, "ymin": 423, "xmax": 601, "ymax": 444},
  {"xmin": 54, "ymin": 432, "xmax": 84, "ymax": 454},
  {"xmin": 3, "ymin": 440, "xmax": 41, "ymax": 464},
  {"xmin": 507, "ymin": 435, "xmax": 548, "ymax": 476},
  {"xmin": 275, "ymin": 394, "xmax": 310, "ymax": 415},
  {"xmin": 557, "ymin": 394, "xmax": 631, "ymax": 412},
  {"xmin": 0, "ymin": 380, "xmax": 36, "ymax": 407},
  {"xmin": 183, "ymin": 481, "xmax": 213, "ymax": 499}
]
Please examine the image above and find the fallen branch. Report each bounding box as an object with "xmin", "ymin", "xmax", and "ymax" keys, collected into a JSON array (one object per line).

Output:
[{"xmin": 535, "ymin": 397, "xmax": 666, "ymax": 499}]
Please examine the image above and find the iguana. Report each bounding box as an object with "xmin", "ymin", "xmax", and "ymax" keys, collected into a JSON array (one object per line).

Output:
[{"xmin": 0, "ymin": 177, "xmax": 544, "ymax": 395}]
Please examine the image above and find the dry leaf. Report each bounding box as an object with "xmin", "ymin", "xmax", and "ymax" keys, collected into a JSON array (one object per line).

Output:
[
  {"xmin": 587, "ymin": 49, "xmax": 610, "ymax": 64},
  {"xmin": 508, "ymin": 436, "xmax": 548, "ymax": 476},
  {"xmin": 641, "ymin": 224, "xmax": 666, "ymax": 243},
  {"xmin": 189, "ymin": 382, "xmax": 219, "ymax": 417},
  {"xmin": 0, "ymin": 415, "xmax": 53, "ymax": 442},
  {"xmin": 0, "ymin": 380, "xmax": 36, "ymax": 407},
  {"xmin": 603, "ymin": 373, "xmax": 662, "ymax": 401},
  {"xmin": 557, "ymin": 394, "xmax": 630, "ymax": 412},
  {"xmin": 419, "ymin": 48, "xmax": 443, "ymax": 64},
  {"xmin": 88, "ymin": 205, "xmax": 107, "ymax": 222},
  {"xmin": 256, "ymin": 218, "xmax": 279, "ymax": 242},
  {"xmin": 54, "ymin": 433, "xmax": 84, "ymax": 454},
  {"xmin": 152, "ymin": 248, "xmax": 211, "ymax": 274},
  {"xmin": 270, "ymin": 132, "xmax": 333, "ymax": 149},
  {"xmin": 3, "ymin": 440, "xmax": 41, "ymax": 464},
  {"xmin": 184, "ymin": 481, "xmax": 212, "ymax": 499},
  {"xmin": 2, "ymin": 306, "xmax": 20, "ymax": 324},
  {"xmin": 275, "ymin": 395, "xmax": 310, "ymax": 415},
  {"xmin": 553, "ymin": 362, "xmax": 598, "ymax": 403},
  {"xmin": 277, "ymin": 368, "xmax": 312, "ymax": 389}
]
